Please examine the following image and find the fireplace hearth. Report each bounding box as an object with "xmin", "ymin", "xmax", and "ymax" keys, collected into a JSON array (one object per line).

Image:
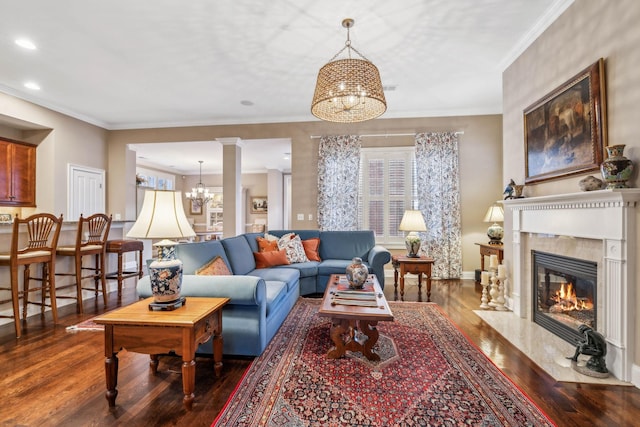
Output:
[{"xmin": 532, "ymin": 250, "xmax": 597, "ymax": 346}]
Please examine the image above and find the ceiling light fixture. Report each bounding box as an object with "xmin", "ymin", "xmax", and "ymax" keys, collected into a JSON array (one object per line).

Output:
[
  {"xmin": 24, "ymin": 81, "xmax": 41, "ymax": 90},
  {"xmin": 15, "ymin": 38, "xmax": 37, "ymax": 50},
  {"xmin": 185, "ymin": 160, "xmax": 212, "ymax": 209},
  {"xmin": 311, "ymin": 18, "xmax": 386, "ymax": 123}
]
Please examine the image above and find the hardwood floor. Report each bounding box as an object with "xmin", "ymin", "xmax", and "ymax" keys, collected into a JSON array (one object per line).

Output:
[{"xmin": 1, "ymin": 277, "xmax": 639, "ymax": 426}]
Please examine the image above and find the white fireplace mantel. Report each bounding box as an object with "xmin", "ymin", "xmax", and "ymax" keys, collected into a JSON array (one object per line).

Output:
[{"xmin": 502, "ymin": 189, "xmax": 640, "ymax": 382}]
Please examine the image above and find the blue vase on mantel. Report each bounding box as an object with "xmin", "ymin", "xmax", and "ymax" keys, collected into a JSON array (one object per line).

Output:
[{"xmin": 601, "ymin": 144, "xmax": 634, "ymax": 189}]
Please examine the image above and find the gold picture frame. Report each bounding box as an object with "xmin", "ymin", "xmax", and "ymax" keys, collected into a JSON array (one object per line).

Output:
[
  {"xmin": 524, "ymin": 58, "xmax": 606, "ymax": 184},
  {"xmin": 251, "ymin": 197, "xmax": 268, "ymax": 213}
]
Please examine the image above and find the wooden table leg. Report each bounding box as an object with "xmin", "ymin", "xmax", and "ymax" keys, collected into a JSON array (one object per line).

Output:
[
  {"xmin": 182, "ymin": 358, "xmax": 196, "ymax": 410},
  {"xmin": 103, "ymin": 325, "xmax": 118, "ymax": 407},
  {"xmin": 327, "ymin": 318, "xmax": 349, "ymax": 359},
  {"xmin": 105, "ymin": 354, "xmax": 119, "ymax": 407},
  {"xmin": 399, "ymin": 272, "xmax": 406, "ymax": 300},
  {"xmin": 426, "ymin": 265, "xmax": 432, "ymax": 302},
  {"xmin": 393, "ymin": 265, "xmax": 399, "ymax": 296},
  {"xmin": 212, "ymin": 315, "xmax": 224, "ymax": 377},
  {"xmin": 149, "ymin": 354, "xmax": 159, "ymax": 374},
  {"xmin": 359, "ymin": 320, "xmax": 380, "ymax": 361}
]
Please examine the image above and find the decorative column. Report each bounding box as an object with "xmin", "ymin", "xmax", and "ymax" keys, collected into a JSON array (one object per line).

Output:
[{"xmin": 218, "ymin": 138, "xmax": 243, "ymax": 237}]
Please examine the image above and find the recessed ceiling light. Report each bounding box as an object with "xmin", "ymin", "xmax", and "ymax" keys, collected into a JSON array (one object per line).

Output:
[
  {"xmin": 24, "ymin": 81, "xmax": 41, "ymax": 90},
  {"xmin": 15, "ymin": 38, "xmax": 37, "ymax": 50}
]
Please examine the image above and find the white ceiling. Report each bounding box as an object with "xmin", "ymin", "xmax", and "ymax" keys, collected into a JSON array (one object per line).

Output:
[{"xmin": 0, "ymin": 0, "xmax": 572, "ymax": 174}]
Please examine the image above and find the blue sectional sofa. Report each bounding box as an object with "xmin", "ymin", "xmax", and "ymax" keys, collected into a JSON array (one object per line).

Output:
[{"xmin": 136, "ymin": 230, "xmax": 390, "ymax": 356}]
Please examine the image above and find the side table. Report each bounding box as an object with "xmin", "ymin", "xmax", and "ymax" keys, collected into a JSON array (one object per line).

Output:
[
  {"xmin": 391, "ymin": 255, "xmax": 435, "ymax": 301},
  {"xmin": 475, "ymin": 243, "xmax": 504, "ymax": 277},
  {"xmin": 93, "ymin": 296, "xmax": 229, "ymax": 410}
]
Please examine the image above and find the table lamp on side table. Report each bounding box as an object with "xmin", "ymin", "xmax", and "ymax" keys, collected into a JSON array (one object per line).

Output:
[
  {"xmin": 399, "ymin": 210, "xmax": 427, "ymax": 258},
  {"xmin": 483, "ymin": 205, "xmax": 504, "ymax": 246},
  {"xmin": 127, "ymin": 190, "xmax": 196, "ymax": 309}
]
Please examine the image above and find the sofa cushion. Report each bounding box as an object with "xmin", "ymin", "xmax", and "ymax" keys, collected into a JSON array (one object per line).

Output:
[
  {"xmin": 318, "ymin": 258, "xmax": 371, "ymax": 278},
  {"xmin": 250, "ymin": 267, "xmax": 300, "ymax": 292},
  {"xmin": 221, "ymin": 235, "xmax": 256, "ymax": 275},
  {"xmin": 278, "ymin": 234, "xmax": 309, "ymax": 263},
  {"xmin": 302, "ymin": 238, "xmax": 321, "ymax": 261},
  {"xmin": 257, "ymin": 236, "xmax": 278, "ymax": 252},
  {"xmin": 264, "ymin": 280, "xmax": 288, "ymax": 317},
  {"xmin": 276, "ymin": 261, "xmax": 319, "ymax": 278},
  {"xmin": 268, "ymin": 230, "xmax": 321, "ymax": 241},
  {"xmin": 319, "ymin": 230, "xmax": 375, "ymax": 261},
  {"xmin": 254, "ymin": 249, "xmax": 290, "ymax": 268},
  {"xmin": 195, "ymin": 256, "xmax": 232, "ymax": 276},
  {"xmin": 176, "ymin": 240, "xmax": 231, "ymax": 275}
]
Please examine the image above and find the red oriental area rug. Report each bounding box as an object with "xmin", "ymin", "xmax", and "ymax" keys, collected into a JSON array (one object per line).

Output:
[{"xmin": 213, "ymin": 298, "xmax": 555, "ymax": 427}]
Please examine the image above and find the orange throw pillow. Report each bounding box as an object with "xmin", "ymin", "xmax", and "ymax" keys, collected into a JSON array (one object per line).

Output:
[
  {"xmin": 254, "ymin": 249, "xmax": 290, "ymax": 268},
  {"xmin": 195, "ymin": 256, "xmax": 232, "ymax": 275},
  {"xmin": 302, "ymin": 238, "xmax": 321, "ymax": 261},
  {"xmin": 257, "ymin": 236, "xmax": 279, "ymax": 252}
]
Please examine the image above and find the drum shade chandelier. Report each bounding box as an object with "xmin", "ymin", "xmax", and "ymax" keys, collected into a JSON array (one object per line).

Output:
[
  {"xmin": 185, "ymin": 160, "xmax": 212, "ymax": 208},
  {"xmin": 311, "ymin": 18, "xmax": 386, "ymax": 123}
]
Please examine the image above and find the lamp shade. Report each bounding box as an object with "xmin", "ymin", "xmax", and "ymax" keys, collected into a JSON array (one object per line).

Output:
[
  {"xmin": 398, "ymin": 210, "xmax": 426, "ymax": 258},
  {"xmin": 127, "ymin": 190, "xmax": 195, "ymax": 240},
  {"xmin": 310, "ymin": 18, "xmax": 386, "ymax": 123},
  {"xmin": 483, "ymin": 205, "xmax": 504, "ymax": 223},
  {"xmin": 311, "ymin": 58, "xmax": 387, "ymax": 123},
  {"xmin": 398, "ymin": 210, "xmax": 427, "ymax": 232},
  {"xmin": 483, "ymin": 205, "xmax": 504, "ymax": 246}
]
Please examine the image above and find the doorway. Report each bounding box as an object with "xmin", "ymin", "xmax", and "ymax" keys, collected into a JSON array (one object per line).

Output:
[{"xmin": 68, "ymin": 164, "xmax": 105, "ymax": 220}]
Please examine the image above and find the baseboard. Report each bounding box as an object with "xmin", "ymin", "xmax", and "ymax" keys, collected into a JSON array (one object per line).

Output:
[{"xmin": 631, "ymin": 363, "xmax": 640, "ymax": 388}]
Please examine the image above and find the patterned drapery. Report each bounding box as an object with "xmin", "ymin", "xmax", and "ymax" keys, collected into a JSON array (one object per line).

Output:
[
  {"xmin": 317, "ymin": 135, "xmax": 361, "ymax": 231},
  {"xmin": 415, "ymin": 132, "xmax": 462, "ymax": 279}
]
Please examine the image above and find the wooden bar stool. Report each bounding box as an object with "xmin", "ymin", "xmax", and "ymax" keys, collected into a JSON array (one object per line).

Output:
[
  {"xmin": 105, "ymin": 239, "xmax": 144, "ymax": 297},
  {"xmin": 0, "ymin": 213, "xmax": 63, "ymax": 338},
  {"xmin": 55, "ymin": 213, "xmax": 112, "ymax": 314}
]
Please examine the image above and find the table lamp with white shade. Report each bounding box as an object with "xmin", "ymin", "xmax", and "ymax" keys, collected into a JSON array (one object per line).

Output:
[
  {"xmin": 398, "ymin": 210, "xmax": 427, "ymax": 258},
  {"xmin": 483, "ymin": 205, "xmax": 504, "ymax": 245},
  {"xmin": 127, "ymin": 190, "xmax": 195, "ymax": 308}
]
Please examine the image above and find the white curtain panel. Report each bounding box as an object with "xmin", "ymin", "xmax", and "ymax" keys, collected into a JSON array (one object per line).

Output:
[
  {"xmin": 317, "ymin": 135, "xmax": 361, "ymax": 231},
  {"xmin": 415, "ymin": 132, "xmax": 462, "ymax": 279}
]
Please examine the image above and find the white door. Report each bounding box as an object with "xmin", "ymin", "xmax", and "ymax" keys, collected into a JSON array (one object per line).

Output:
[{"xmin": 69, "ymin": 165, "xmax": 105, "ymax": 220}]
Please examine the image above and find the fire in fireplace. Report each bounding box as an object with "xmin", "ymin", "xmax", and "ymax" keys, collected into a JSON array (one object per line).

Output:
[{"xmin": 532, "ymin": 250, "xmax": 597, "ymax": 346}]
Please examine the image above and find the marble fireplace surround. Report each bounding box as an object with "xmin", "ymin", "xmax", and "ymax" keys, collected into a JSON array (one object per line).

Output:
[{"xmin": 497, "ymin": 189, "xmax": 640, "ymax": 384}]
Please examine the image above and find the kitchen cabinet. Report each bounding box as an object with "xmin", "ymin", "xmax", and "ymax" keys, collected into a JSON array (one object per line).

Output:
[{"xmin": 0, "ymin": 138, "xmax": 36, "ymax": 207}]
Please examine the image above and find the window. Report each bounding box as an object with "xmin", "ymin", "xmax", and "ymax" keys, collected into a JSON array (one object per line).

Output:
[{"xmin": 358, "ymin": 147, "xmax": 416, "ymax": 247}]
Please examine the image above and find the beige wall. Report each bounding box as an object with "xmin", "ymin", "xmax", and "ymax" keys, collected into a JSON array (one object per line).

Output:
[
  {"xmin": 0, "ymin": 93, "xmax": 108, "ymax": 219},
  {"xmin": 502, "ymin": 0, "xmax": 640, "ymax": 363},
  {"xmin": 108, "ymin": 115, "xmax": 502, "ymax": 272}
]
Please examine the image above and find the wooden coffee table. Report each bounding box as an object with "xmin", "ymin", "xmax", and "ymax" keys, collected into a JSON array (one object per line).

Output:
[
  {"xmin": 93, "ymin": 296, "xmax": 229, "ymax": 410},
  {"xmin": 318, "ymin": 274, "xmax": 394, "ymax": 361}
]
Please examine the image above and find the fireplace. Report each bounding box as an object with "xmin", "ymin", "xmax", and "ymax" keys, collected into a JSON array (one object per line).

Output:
[
  {"xmin": 502, "ymin": 189, "xmax": 640, "ymax": 382},
  {"xmin": 532, "ymin": 250, "xmax": 597, "ymax": 346}
]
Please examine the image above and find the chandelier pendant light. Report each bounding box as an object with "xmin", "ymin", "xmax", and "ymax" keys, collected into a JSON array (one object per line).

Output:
[
  {"xmin": 185, "ymin": 160, "xmax": 212, "ymax": 208},
  {"xmin": 311, "ymin": 18, "xmax": 387, "ymax": 123}
]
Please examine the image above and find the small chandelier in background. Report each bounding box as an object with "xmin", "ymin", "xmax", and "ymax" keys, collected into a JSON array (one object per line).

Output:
[
  {"xmin": 185, "ymin": 160, "xmax": 212, "ymax": 208},
  {"xmin": 311, "ymin": 18, "xmax": 387, "ymax": 123}
]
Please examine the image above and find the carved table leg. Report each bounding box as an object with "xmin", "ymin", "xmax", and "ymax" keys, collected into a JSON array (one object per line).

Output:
[
  {"xmin": 327, "ymin": 319, "xmax": 351, "ymax": 359},
  {"xmin": 212, "ymin": 328, "xmax": 223, "ymax": 377},
  {"xmin": 149, "ymin": 354, "xmax": 159, "ymax": 374},
  {"xmin": 359, "ymin": 320, "xmax": 380, "ymax": 361},
  {"xmin": 182, "ymin": 358, "xmax": 196, "ymax": 410},
  {"xmin": 105, "ymin": 354, "xmax": 119, "ymax": 407}
]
